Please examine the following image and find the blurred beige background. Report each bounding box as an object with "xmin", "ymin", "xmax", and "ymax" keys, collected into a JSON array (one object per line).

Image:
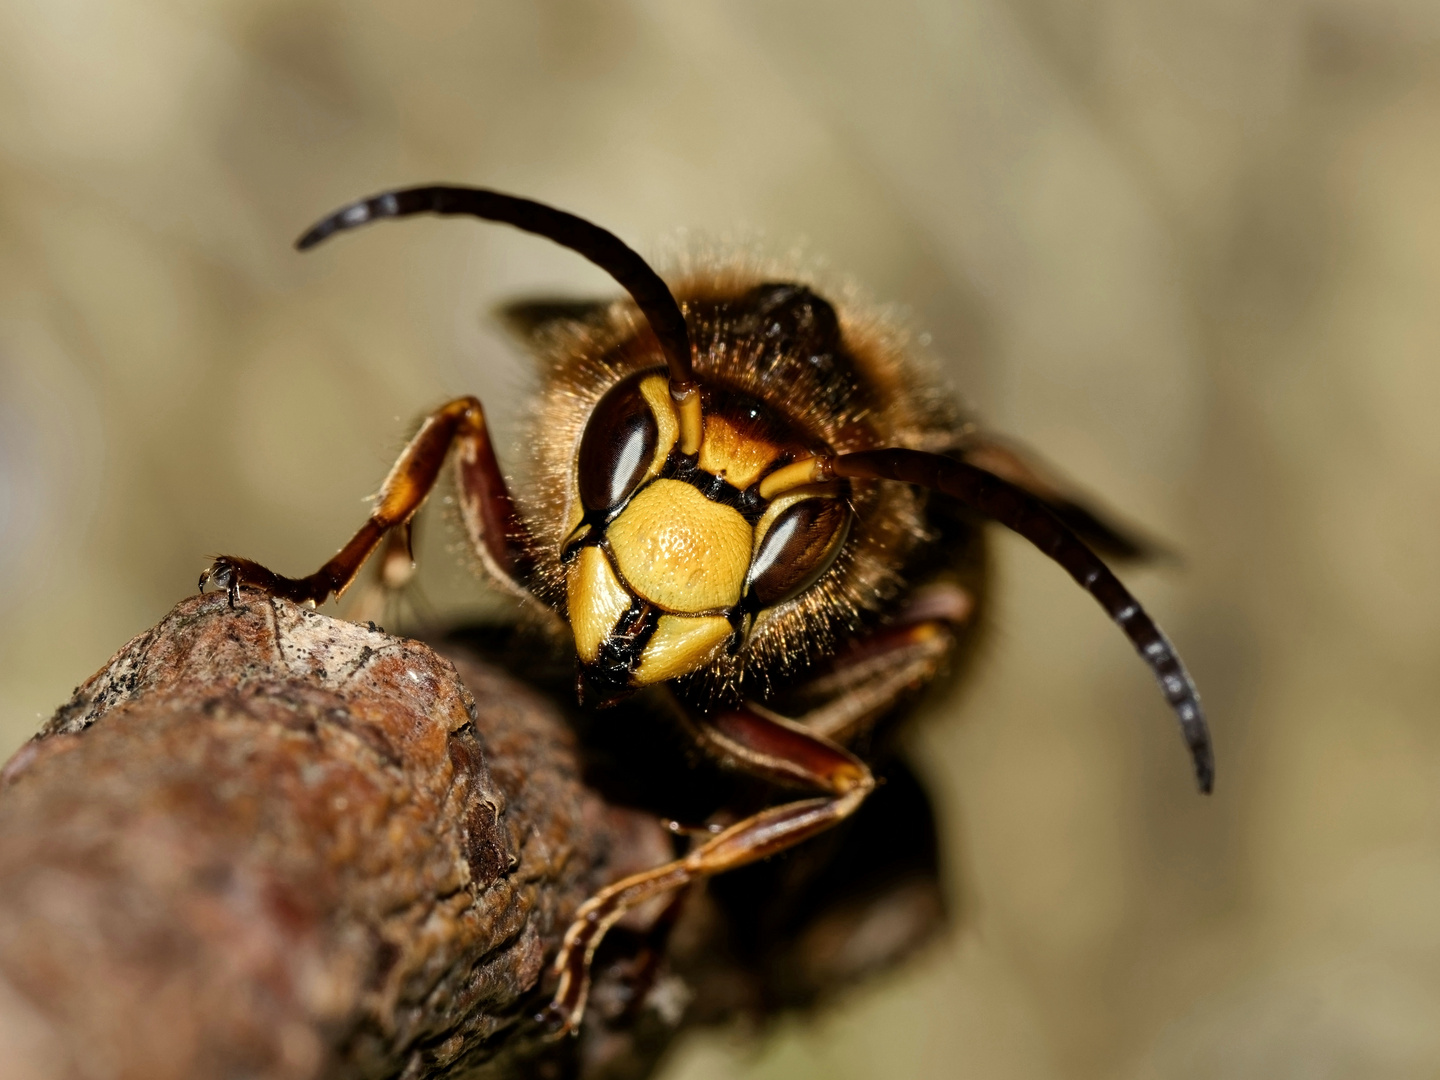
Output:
[{"xmin": 2, "ymin": 1, "xmax": 1439, "ymax": 1077}]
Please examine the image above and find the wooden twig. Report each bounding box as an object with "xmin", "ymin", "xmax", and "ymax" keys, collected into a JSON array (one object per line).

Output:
[{"xmin": 0, "ymin": 593, "xmax": 948, "ymax": 1080}]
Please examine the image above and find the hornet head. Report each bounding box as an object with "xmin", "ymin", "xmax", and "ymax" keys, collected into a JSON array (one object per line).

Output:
[{"xmin": 561, "ymin": 370, "xmax": 851, "ymax": 705}]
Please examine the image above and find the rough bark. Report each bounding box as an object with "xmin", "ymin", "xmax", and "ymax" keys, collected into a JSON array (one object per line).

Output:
[{"xmin": 0, "ymin": 592, "xmax": 948, "ymax": 1080}]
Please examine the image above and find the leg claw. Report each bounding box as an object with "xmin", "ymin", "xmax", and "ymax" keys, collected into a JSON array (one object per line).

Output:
[
  {"xmin": 198, "ymin": 557, "xmax": 243, "ymax": 608},
  {"xmin": 197, "ymin": 555, "xmax": 312, "ymax": 608},
  {"xmin": 533, "ymin": 1000, "xmax": 576, "ymax": 1038}
]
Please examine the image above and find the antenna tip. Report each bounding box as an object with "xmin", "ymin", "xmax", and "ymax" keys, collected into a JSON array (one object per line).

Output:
[{"xmin": 1193, "ymin": 743, "xmax": 1215, "ymax": 794}]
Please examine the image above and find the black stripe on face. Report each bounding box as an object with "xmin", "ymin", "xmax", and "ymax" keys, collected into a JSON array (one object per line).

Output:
[
  {"xmin": 576, "ymin": 597, "xmax": 659, "ymax": 707},
  {"xmin": 564, "ymin": 456, "xmax": 769, "ymax": 563},
  {"xmin": 666, "ymin": 451, "xmax": 768, "ymax": 523}
]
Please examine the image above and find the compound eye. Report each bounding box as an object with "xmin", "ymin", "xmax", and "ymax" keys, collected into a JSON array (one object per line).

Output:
[
  {"xmin": 747, "ymin": 497, "xmax": 852, "ymax": 608},
  {"xmin": 577, "ymin": 375, "xmax": 661, "ymax": 513}
]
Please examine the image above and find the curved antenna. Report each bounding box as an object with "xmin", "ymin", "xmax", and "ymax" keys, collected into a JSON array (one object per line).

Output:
[
  {"xmin": 762, "ymin": 448, "xmax": 1214, "ymax": 793},
  {"xmin": 296, "ymin": 185, "xmax": 702, "ymax": 449}
]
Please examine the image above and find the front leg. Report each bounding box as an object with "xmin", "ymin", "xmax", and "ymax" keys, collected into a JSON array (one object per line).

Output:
[
  {"xmin": 199, "ymin": 396, "xmax": 537, "ymax": 607},
  {"xmin": 542, "ymin": 704, "xmax": 875, "ymax": 1033}
]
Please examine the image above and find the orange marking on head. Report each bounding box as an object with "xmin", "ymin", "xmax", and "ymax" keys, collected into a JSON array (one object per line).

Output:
[{"xmin": 697, "ymin": 414, "xmax": 784, "ymax": 490}]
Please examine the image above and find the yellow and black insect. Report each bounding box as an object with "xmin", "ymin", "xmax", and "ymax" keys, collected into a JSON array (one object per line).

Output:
[{"xmin": 198, "ymin": 184, "xmax": 1213, "ymax": 1032}]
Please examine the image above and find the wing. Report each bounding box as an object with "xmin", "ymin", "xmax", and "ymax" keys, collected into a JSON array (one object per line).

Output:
[
  {"xmin": 959, "ymin": 434, "xmax": 1171, "ymax": 563},
  {"xmin": 495, "ymin": 297, "xmax": 616, "ymax": 349}
]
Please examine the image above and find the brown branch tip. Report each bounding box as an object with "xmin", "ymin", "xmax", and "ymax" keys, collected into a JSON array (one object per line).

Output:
[{"xmin": 0, "ymin": 593, "xmax": 947, "ymax": 1080}]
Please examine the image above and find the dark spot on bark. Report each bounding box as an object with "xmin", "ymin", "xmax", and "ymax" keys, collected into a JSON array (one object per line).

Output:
[
  {"xmin": 463, "ymin": 813, "xmax": 511, "ymax": 890},
  {"xmin": 264, "ymin": 880, "xmax": 317, "ymax": 935},
  {"xmin": 369, "ymin": 937, "xmax": 401, "ymax": 990},
  {"xmin": 447, "ymin": 729, "xmax": 511, "ymax": 889},
  {"xmin": 193, "ymin": 862, "xmax": 233, "ymax": 893},
  {"xmin": 448, "ymin": 731, "xmax": 477, "ymax": 780}
]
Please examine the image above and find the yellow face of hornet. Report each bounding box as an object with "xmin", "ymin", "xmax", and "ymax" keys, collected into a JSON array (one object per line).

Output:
[{"xmin": 562, "ymin": 370, "xmax": 851, "ymax": 704}]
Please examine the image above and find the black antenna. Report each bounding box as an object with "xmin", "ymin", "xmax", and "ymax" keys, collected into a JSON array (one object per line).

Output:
[
  {"xmin": 296, "ymin": 185, "xmax": 696, "ymax": 394},
  {"xmin": 832, "ymin": 448, "xmax": 1214, "ymax": 793}
]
